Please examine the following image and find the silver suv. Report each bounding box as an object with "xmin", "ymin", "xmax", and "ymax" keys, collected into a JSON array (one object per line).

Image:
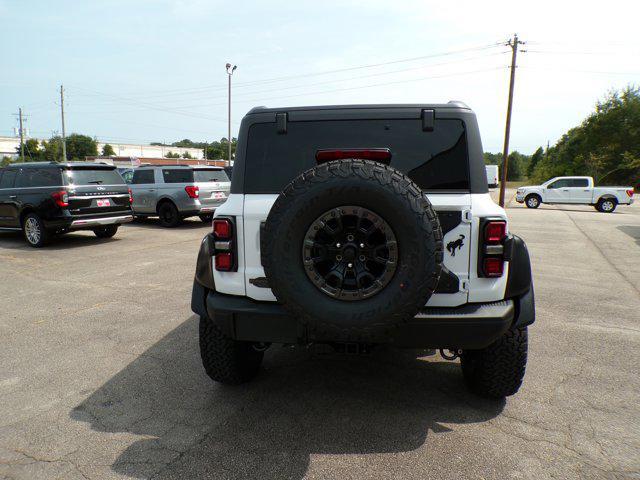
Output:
[{"xmin": 128, "ymin": 165, "xmax": 230, "ymax": 227}]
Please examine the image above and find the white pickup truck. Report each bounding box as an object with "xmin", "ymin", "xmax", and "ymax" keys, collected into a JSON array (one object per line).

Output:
[{"xmin": 516, "ymin": 176, "xmax": 634, "ymax": 212}]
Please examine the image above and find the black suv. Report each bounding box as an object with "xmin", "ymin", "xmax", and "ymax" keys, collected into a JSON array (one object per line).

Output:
[{"xmin": 0, "ymin": 162, "xmax": 133, "ymax": 247}]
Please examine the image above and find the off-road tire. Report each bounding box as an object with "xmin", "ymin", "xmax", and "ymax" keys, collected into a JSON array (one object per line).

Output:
[
  {"xmin": 23, "ymin": 213, "xmax": 50, "ymax": 248},
  {"xmin": 524, "ymin": 194, "xmax": 541, "ymax": 209},
  {"xmin": 261, "ymin": 159, "xmax": 443, "ymax": 341},
  {"xmin": 199, "ymin": 315, "xmax": 263, "ymax": 385},
  {"xmin": 93, "ymin": 225, "xmax": 119, "ymax": 238},
  {"xmin": 596, "ymin": 197, "xmax": 617, "ymax": 213},
  {"xmin": 461, "ymin": 326, "xmax": 528, "ymax": 399},
  {"xmin": 158, "ymin": 201, "xmax": 181, "ymax": 227}
]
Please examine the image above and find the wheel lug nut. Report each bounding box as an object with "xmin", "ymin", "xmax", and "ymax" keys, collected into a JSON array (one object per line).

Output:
[
  {"xmin": 359, "ymin": 243, "xmax": 365, "ymax": 248},
  {"xmin": 347, "ymin": 263, "xmax": 353, "ymax": 268},
  {"xmin": 347, "ymin": 235, "xmax": 354, "ymax": 241},
  {"xmin": 336, "ymin": 243, "xmax": 341, "ymax": 248},
  {"xmin": 336, "ymin": 255, "xmax": 342, "ymax": 261},
  {"xmin": 359, "ymin": 255, "xmax": 365, "ymax": 261}
]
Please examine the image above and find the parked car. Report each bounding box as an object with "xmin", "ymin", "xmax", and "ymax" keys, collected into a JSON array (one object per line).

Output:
[
  {"xmin": 485, "ymin": 164, "xmax": 499, "ymax": 188},
  {"xmin": 127, "ymin": 165, "xmax": 230, "ymax": 226},
  {"xmin": 0, "ymin": 162, "xmax": 133, "ymax": 247},
  {"xmin": 191, "ymin": 102, "xmax": 535, "ymax": 399},
  {"xmin": 516, "ymin": 176, "xmax": 634, "ymax": 212}
]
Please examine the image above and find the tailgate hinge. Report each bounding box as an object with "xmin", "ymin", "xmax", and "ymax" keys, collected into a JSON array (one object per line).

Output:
[{"xmin": 462, "ymin": 209, "xmax": 472, "ymax": 223}]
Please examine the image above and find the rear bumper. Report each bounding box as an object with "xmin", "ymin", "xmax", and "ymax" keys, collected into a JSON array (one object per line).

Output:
[
  {"xmin": 191, "ymin": 281, "xmax": 534, "ymax": 349},
  {"xmin": 43, "ymin": 210, "xmax": 134, "ymax": 230},
  {"xmin": 69, "ymin": 214, "xmax": 133, "ymax": 229}
]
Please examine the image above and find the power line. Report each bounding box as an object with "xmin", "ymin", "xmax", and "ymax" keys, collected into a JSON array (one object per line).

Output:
[
  {"xmin": 101, "ymin": 50, "xmax": 511, "ymax": 108},
  {"xmin": 66, "ymin": 85, "xmax": 229, "ymax": 122},
  {"xmin": 108, "ymin": 42, "xmax": 505, "ymax": 99},
  {"xmin": 178, "ymin": 66, "xmax": 505, "ymax": 109}
]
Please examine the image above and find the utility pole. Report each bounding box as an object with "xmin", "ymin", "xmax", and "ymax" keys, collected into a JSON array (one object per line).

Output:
[
  {"xmin": 60, "ymin": 85, "xmax": 67, "ymax": 162},
  {"xmin": 226, "ymin": 63, "xmax": 237, "ymax": 166},
  {"xmin": 498, "ymin": 34, "xmax": 524, "ymax": 207},
  {"xmin": 18, "ymin": 108, "xmax": 25, "ymax": 162}
]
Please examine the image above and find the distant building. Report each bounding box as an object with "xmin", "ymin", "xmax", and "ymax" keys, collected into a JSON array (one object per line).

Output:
[{"xmin": 0, "ymin": 136, "xmax": 205, "ymax": 160}]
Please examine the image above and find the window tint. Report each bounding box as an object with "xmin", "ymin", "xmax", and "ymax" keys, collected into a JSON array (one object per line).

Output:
[
  {"xmin": 570, "ymin": 178, "xmax": 589, "ymax": 187},
  {"xmin": 63, "ymin": 168, "xmax": 125, "ymax": 185},
  {"xmin": 119, "ymin": 170, "xmax": 134, "ymax": 184},
  {"xmin": 132, "ymin": 169, "xmax": 155, "ymax": 184},
  {"xmin": 14, "ymin": 168, "xmax": 61, "ymax": 188},
  {"xmin": 244, "ymin": 118, "xmax": 469, "ymax": 193},
  {"xmin": 162, "ymin": 169, "xmax": 194, "ymax": 183},
  {"xmin": 548, "ymin": 179, "xmax": 570, "ymax": 189},
  {"xmin": 194, "ymin": 169, "xmax": 229, "ymax": 183},
  {"xmin": 0, "ymin": 169, "xmax": 17, "ymax": 188}
]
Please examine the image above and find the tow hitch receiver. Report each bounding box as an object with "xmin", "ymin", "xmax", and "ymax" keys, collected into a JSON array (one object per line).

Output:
[{"xmin": 440, "ymin": 349, "xmax": 462, "ymax": 360}]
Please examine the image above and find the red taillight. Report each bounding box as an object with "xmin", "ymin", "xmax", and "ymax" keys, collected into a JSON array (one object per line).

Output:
[
  {"xmin": 213, "ymin": 217, "xmax": 235, "ymax": 271},
  {"xmin": 128, "ymin": 188, "xmax": 133, "ymax": 203},
  {"xmin": 480, "ymin": 219, "xmax": 507, "ymax": 278},
  {"xmin": 483, "ymin": 257, "xmax": 504, "ymax": 277},
  {"xmin": 185, "ymin": 185, "xmax": 199, "ymax": 198},
  {"xmin": 213, "ymin": 218, "xmax": 233, "ymax": 239},
  {"xmin": 215, "ymin": 252, "xmax": 233, "ymax": 271},
  {"xmin": 316, "ymin": 148, "xmax": 391, "ymax": 163},
  {"xmin": 485, "ymin": 221, "xmax": 506, "ymax": 243},
  {"xmin": 626, "ymin": 189, "xmax": 634, "ymax": 197},
  {"xmin": 51, "ymin": 190, "xmax": 69, "ymax": 207}
]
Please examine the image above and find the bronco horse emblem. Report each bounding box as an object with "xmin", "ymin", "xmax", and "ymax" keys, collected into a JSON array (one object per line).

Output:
[{"xmin": 446, "ymin": 234, "xmax": 465, "ymax": 257}]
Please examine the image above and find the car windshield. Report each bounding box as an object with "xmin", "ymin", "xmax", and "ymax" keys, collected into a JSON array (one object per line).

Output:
[
  {"xmin": 63, "ymin": 168, "xmax": 126, "ymax": 186},
  {"xmin": 194, "ymin": 169, "xmax": 229, "ymax": 183}
]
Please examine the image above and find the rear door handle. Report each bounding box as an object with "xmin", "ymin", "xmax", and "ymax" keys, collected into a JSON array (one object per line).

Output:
[
  {"xmin": 583, "ymin": 189, "xmax": 590, "ymax": 191},
  {"xmin": 562, "ymin": 189, "xmax": 569, "ymax": 191}
]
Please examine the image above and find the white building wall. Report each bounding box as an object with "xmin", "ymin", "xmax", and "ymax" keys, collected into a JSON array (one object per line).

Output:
[{"xmin": 0, "ymin": 137, "xmax": 204, "ymax": 160}]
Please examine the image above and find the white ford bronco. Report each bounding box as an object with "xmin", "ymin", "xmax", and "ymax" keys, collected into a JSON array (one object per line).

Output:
[{"xmin": 191, "ymin": 103, "xmax": 535, "ymax": 398}]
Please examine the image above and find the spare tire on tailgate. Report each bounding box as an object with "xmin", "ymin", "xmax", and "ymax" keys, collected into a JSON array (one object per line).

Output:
[{"xmin": 261, "ymin": 159, "xmax": 443, "ymax": 341}]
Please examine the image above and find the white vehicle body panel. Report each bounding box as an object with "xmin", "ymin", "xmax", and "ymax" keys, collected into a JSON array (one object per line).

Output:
[
  {"xmin": 516, "ymin": 176, "xmax": 634, "ymax": 206},
  {"xmin": 214, "ymin": 192, "xmax": 509, "ymax": 306},
  {"xmin": 485, "ymin": 165, "xmax": 499, "ymax": 187}
]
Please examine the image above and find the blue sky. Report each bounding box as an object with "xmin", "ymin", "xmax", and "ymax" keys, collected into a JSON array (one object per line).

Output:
[{"xmin": 2, "ymin": 0, "xmax": 639, "ymax": 152}]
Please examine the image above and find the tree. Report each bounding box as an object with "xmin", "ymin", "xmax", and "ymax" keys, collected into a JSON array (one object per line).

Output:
[
  {"xmin": 15, "ymin": 138, "xmax": 44, "ymax": 161},
  {"xmin": 65, "ymin": 134, "xmax": 98, "ymax": 161},
  {"xmin": 165, "ymin": 151, "xmax": 181, "ymax": 159},
  {"xmin": 484, "ymin": 151, "xmax": 531, "ymax": 181},
  {"xmin": 102, "ymin": 143, "xmax": 116, "ymax": 156},
  {"xmin": 182, "ymin": 151, "xmax": 193, "ymax": 159},
  {"xmin": 531, "ymin": 86, "xmax": 640, "ymax": 187},
  {"xmin": 1, "ymin": 156, "xmax": 13, "ymax": 167},
  {"xmin": 41, "ymin": 137, "xmax": 64, "ymax": 162},
  {"xmin": 527, "ymin": 147, "xmax": 544, "ymax": 178},
  {"xmin": 204, "ymin": 137, "xmax": 237, "ymax": 160}
]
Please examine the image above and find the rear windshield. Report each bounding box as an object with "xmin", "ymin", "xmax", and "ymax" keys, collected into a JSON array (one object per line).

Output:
[
  {"xmin": 194, "ymin": 169, "xmax": 229, "ymax": 183},
  {"xmin": 63, "ymin": 168, "xmax": 125, "ymax": 186},
  {"xmin": 162, "ymin": 169, "xmax": 194, "ymax": 183},
  {"xmin": 244, "ymin": 118, "xmax": 469, "ymax": 193}
]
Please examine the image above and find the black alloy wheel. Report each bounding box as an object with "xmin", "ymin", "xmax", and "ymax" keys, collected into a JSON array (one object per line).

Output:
[{"xmin": 302, "ymin": 206, "xmax": 397, "ymax": 301}]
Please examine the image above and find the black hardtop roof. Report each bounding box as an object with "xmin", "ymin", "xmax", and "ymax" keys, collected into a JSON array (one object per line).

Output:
[
  {"xmin": 246, "ymin": 101, "xmax": 471, "ymax": 115},
  {"xmin": 2, "ymin": 161, "xmax": 116, "ymax": 169}
]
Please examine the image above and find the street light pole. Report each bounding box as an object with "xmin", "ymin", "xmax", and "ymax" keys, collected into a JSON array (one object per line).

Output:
[{"xmin": 226, "ymin": 63, "xmax": 237, "ymax": 167}]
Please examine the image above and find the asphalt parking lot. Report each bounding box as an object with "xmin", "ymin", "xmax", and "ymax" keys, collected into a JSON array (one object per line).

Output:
[{"xmin": 1, "ymin": 193, "xmax": 639, "ymax": 480}]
